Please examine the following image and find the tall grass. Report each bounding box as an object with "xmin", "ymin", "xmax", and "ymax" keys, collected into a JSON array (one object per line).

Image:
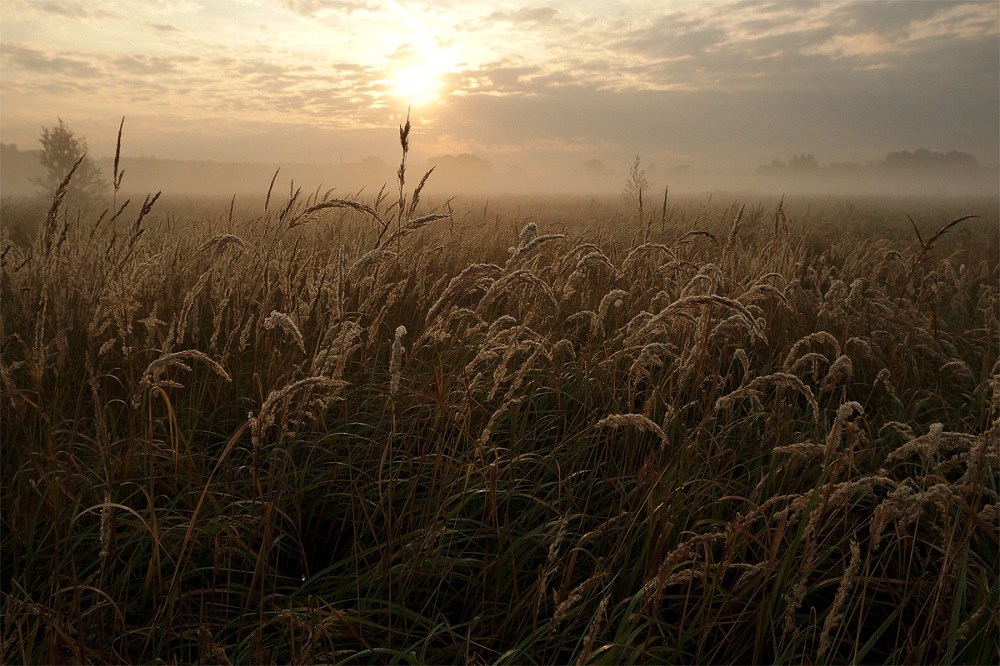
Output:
[{"xmin": 1, "ymin": 130, "xmax": 998, "ymax": 664}]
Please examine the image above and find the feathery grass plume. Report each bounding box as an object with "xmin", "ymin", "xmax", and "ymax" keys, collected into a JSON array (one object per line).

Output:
[
  {"xmin": 738, "ymin": 281, "xmax": 790, "ymax": 308},
  {"xmin": 134, "ymin": 349, "xmax": 231, "ymax": 407},
  {"xmin": 249, "ymin": 376, "xmax": 350, "ymax": 449},
  {"xmin": 39, "ymin": 154, "xmax": 85, "ymax": 259},
  {"xmin": 681, "ymin": 229, "xmax": 718, "ymax": 246},
  {"xmin": 553, "ymin": 573, "xmax": 607, "ymax": 627},
  {"xmin": 98, "ymin": 490, "xmax": 114, "ymax": 575},
  {"xmin": 593, "ymin": 413, "xmax": 668, "ymax": 449},
  {"xmin": 905, "ymin": 214, "xmax": 978, "ymax": 290},
  {"xmin": 197, "ymin": 233, "xmax": 248, "ymax": 259},
  {"xmin": 518, "ymin": 221, "xmax": 538, "ymax": 248},
  {"xmin": 209, "ymin": 296, "xmax": 229, "ymax": 350},
  {"xmin": 628, "ymin": 342, "xmax": 674, "ymax": 380},
  {"xmin": 772, "ymin": 441, "xmax": 825, "ymax": 458},
  {"xmin": 724, "ymin": 203, "xmax": 747, "ymax": 252},
  {"xmin": 111, "ymin": 116, "xmax": 125, "ymax": 195},
  {"xmin": 880, "ymin": 420, "xmax": 916, "ymax": 441},
  {"xmin": 782, "ymin": 331, "xmax": 842, "ymax": 370},
  {"xmin": 576, "ymin": 594, "xmax": 610, "ymax": 666},
  {"xmin": 389, "ymin": 325, "xmax": 406, "ymax": 399},
  {"xmin": 635, "ymin": 294, "xmax": 766, "ymax": 343},
  {"xmin": 624, "ymin": 311, "xmax": 655, "ymax": 338},
  {"xmin": 405, "ymin": 166, "xmax": 436, "ymax": 221},
  {"xmin": 506, "ymin": 340, "xmax": 546, "ymax": 397},
  {"xmin": 512, "ymin": 232, "xmax": 568, "ymax": 261},
  {"xmin": 378, "ymin": 211, "xmax": 451, "ymax": 249},
  {"xmin": 263, "ymin": 310, "xmax": 306, "ymax": 354},
  {"xmin": 713, "ymin": 385, "xmax": 764, "ymax": 414},
  {"xmin": 619, "ymin": 243, "xmax": 675, "ymax": 276},
  {"xmin": 487, "ymin": 337, "xmax": 535, "ymax": 401},
  {"xmin": 475, "ymin": 395, "xmax": 526, "ymax": 456},
  {"xmin": 287, "ymin": 198, "xmax": 385, "ymax": 230},
  {"xmin": 593, "ymin": 289, "xmax": 628, "ymax": 336},
  {"xmin": 395, "ymin": 110, "xmax": 411, "ymax": 224},
  {"xmin": 565, "ymin": 310, "xmax": 597, "ymax": 329},
  {"xmin": 709, "ymin": 309, "xmax": 767, "ymax": 344},
  {"xmin": 311, "ymin": 319, "xmax": 364, "ymax": 378},
  {"xmin": 645, "ymin": 531, "xmax": 722, "ymax": 613},
  {"xmin": 169, "ymin": 269, "xmax": 212, "ymax": 350},
  {"xmin": 425, "ymin": 263, "xmax": 502, "ymax": 326},
  {"xmin": 824, "ymin": 401, "xmax": 864, "ymax": 467},
  {"xmin": 264, "ymin": 167, "xmax": 279, "ymax": 212},
  {"xmin": 939, "ymin": 359, "xmax": 974, "ymax": 381},
  {"xmin": 537, "ymin": 517, "xmax": 570, "ymax": 615},
  {"xmin": 817, "ymin": 539, "xmax": 862, "ymax": 661},
  {"xmin": 820, "ymin": 354, "xmax": 854, "ymax": 392},
  {"xmin": 575, "ymin": 250, "xmax": 615, "ymax": 272},
  {"xmin": 237, "ymin": 312, "xmax": 256, "ymax": 352},
  {"xmin": 782, "ymin": 473, "xmax": 896, "ymax": 642},
  {"xmin": 477, "ymin": 269, "xmax": 557, "ymax": 313},
  {"xmin": 551, "ymin": 338, "xmax": 575, "ymax": 360},
  {"xmin": 714, "ymin": 373, "xmax": 820, "ymax": 423},
  {"xmin": 486, "ymin": 315, "xmax": 518, "ymax": 338},
  {"xmin": 885, "ymin": 423, "xmax": 978, "ymax": 467},
  {"xmin": 869, "ymin": 479, "xmax": 963, "ymax": 551},
  {"xmin": 732, "ymin": 348, "xmax": 751, "ymax": 383}
]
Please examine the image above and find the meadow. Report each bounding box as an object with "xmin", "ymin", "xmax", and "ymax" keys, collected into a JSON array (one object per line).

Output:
[{"xmin": 1, "ymin": 132, "xmax": 998, "ymax": 664}]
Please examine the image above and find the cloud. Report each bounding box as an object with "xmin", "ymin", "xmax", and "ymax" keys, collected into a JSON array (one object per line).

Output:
[
  {"xmin": 0, "ymin": 43, "xmax": 102, "ymax": 78},
  {"xmin": 487, "ymin": 7, "xmax": 559, "ymax": 25},
  {"xmin": 278, "ymin": 0, "xmax": 377, "ymax": 17},
  {"xmin": 34, "ymin": 0, "xmax": 115, "ymax": 19},
  {"xmin": 149, "ymin": 22, "xmax": 181, "ymax": 32},
  {"xmin": 111, "ymin": 54, "xmax": 182, "ymax": 75}
]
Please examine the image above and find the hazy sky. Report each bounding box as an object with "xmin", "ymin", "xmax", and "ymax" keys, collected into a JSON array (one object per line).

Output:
[{"xmin": 1, "ymin": 0, "xmax": 998, "ymax": 174}]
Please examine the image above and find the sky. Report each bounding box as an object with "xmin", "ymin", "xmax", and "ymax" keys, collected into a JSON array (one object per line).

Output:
[{"xmin": 1, "ymin": 0, "xmax": 998, "ymax": 180}]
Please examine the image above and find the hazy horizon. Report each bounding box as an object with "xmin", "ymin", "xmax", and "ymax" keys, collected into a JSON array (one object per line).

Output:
[{"xmin": 1, "ymin": 0, "xmax": 998, "ymax": 193}]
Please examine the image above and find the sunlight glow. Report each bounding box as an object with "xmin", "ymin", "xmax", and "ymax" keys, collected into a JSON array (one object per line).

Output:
[
  {"xmin": 382, "ymin": 0, "xmax": 457, "ymax": 103},
  {"xmin": 389, "ymin": 44, "xmax": 456, "ymax": 103}
]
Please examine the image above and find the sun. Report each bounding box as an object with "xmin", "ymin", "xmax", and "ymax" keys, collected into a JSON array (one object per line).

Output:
[{"xmin": 389, "ymin": 44, "xmax": 456, "ymax": 103}]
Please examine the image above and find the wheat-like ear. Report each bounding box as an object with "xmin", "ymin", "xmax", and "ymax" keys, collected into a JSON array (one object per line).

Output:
[
  {"xmin": 389, "ymin": 325, "xmax": 407, "ymax": 399},
  {"xmin": 406, "ymin": 167, "xmax": 435, "ymax": 220},
  {"xmin": 425, "ymin": 263, "xmax": 502, "ymax": 326},
  {"xmin": 134, "ymin": 350, "xmax": 231, "ymax": 407},
  {"xmin": 249, "ymin": 376, "xmax": 350, "ymax": 449},
  {"xmin": 263, "ymin": 311, "xmax": 306, "ymax": 354},
  {"xmin": 593, "ymin": 413, "xmax": 668, "ymax": 449},
  {"xmin": 112, "ymin": 117, "xmax": 125, "ymax": 193},
  {"xmin": 287, "ymin": 199, "xmax": 384, "ymax": 230},
  {"xmin": 824, "ymin": 401, "xmax": 864, "ymax": 466},
  {"xmin": 39, "ymin": 154, "xmax": 86, "ymax": 257},
  {"xmin": 817, "ymin": 539, "xmax": 862, "ymax": 661},
  {"xmin": 724, "ymin": 203, "xmax": 747, "ymax": 251}
]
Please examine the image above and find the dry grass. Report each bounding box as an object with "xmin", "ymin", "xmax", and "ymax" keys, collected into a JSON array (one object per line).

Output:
[{"xmin": 1, "ymin": 127, "xmax": 998, "ymax": 664}]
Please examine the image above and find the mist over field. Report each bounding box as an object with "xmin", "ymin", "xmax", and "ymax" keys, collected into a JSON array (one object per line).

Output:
[{"xmin": 3, "ymin": 139, "xmax": 999, "ymax": 200}]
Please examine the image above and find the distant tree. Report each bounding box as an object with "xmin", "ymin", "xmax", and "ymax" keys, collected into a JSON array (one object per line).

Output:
[
  {"xmin": 428, "ymin": 153, "xmax": 494, "ymax": 185},
  {"xmin": 757, "ymin": 153, "xmax": 819, "ymax": 173},
  {"xmin": 881, "ymin": 149, "xmax": 979, "ymax": 171},
  {"xmin": 583, "ymin": 158, "xmax": 607, "ymax": 175},
  {"xmin": 33, "ymin": 119, "xmax": 108, "ymax": 205},
  {"xmin": 788, "ymin": 153, "xmax": 818, "ymax": 169},
  {"xmin": 623, "ymin": 155, "xmax": 649, "ymax": 201}
]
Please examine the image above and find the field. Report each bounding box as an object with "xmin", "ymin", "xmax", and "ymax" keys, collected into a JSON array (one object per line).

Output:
[{"xmin": 1, "ymin": 143, "xmax": 998, "ymax": 664}]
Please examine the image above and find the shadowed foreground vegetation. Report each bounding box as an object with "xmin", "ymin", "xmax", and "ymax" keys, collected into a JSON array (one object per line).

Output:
[{"xmin": 1, "ymin": 143, "xmax": 998, "ymax": 663}]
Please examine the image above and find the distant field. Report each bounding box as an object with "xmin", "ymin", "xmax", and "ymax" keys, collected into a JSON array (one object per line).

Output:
[{"xmin": 2, "ymin": 166, "xmax": 998, "ymax": 663}]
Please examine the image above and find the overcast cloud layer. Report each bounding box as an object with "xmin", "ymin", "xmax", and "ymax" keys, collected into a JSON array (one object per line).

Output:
[{"xmin": 1, "ymin": 0, "xmax": 997, "ymax": 178}]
